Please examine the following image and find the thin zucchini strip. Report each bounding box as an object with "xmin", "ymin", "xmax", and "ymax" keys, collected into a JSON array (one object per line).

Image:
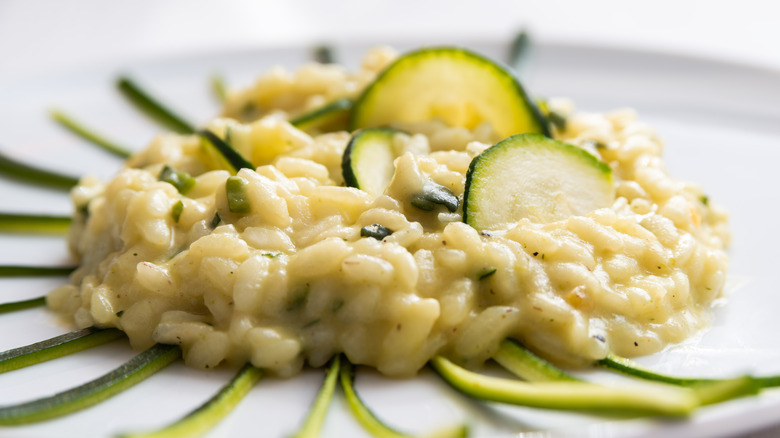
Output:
[
  {"xmin": 199, "ymin": 130, "xmax": 254, "ymax": 172},
  {"xmin": 290, "ymin": 356, "xmax": 340, "ymax": 438},
  {"xmin": 0, "ymin": 327, "xmax": 124, "ymax": 374},
  {"xmin": 117, "ymin": 363, "xmax": 262, "ymax": 438},
  {"xmin": 599, "ymin": 353, "xmax": 763, "ymax": 404},
  {"xmin": 312, "ymin": 45, "xmax": 335, "ymax": 64},
  {"xmin": 0, "ymin": 297, "xmax": 46, "ymax": 314},
  {"xmin": 0, "ymin": 343, "xmax": 180, "ymax": 425},
  {"xmin": 493, "ymin": 339, "xmax": 580, "ymax": 382},
  {"xmin": 599, "ymin": 354, "xmax": 713, "ymax": 386},
  {"xmin": 340, "ymin": 357, "xmax": 467, "ymax": 438},
  {"xmin": 49, "ymin": 109, "xmax": 133, "ymax": 158},
  {"xmin": 430, "ymin": 356, "xmax": 698, "ymax": 416},
  {"xmin": 117, "ymin": 77, "xmax": 196, "ymax": 134},
  {"xmin": 210, "ymin": 74, "xmax": 228, "ymax": 104},
  {"xmin": 0, "ymin": 213, "xmax": 71, "ymax": 234},
  {"xmin": 0, "ymin": 151, "xmax": 80, "ymax": 189},
  {"xmin": 0, "ymin": 265, "xmax": 76, "ymax": 277},
  {"xmin": 507, "ymin": 30, "xmax": 531, "ymax": 73},
  {"xmin": 340, "ymin": 357, "xmax": 415, "ymax": 438}
]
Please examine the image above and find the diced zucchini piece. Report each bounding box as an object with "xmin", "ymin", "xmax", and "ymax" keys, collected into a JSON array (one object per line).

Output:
[
  {"xmin": 226, "ymin": 176, "xmax": 251, "ymax": 213},
  {"xmin": 350, "ymin": 47, "xmax": 548, "ymax": 139},
  {"xmin": 463, "ymin": 133, "xmax": 614, "ymax": 230},
  {"xmin": 159, "ymin": 165, "xmax": 195, "ymax": 194},
  {"xmin": 342, "ymin": 128, "xmax": 403, "ymax": 197}
]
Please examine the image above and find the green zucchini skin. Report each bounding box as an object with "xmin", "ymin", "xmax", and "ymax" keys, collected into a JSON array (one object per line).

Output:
[
  {"xmin": 463, "ymin": 133, "xmax": 613, "ymax": 230},
  {"xmin": 0, "ymin": 297, "xmax": 46, "ymax": 315},
  {"xmin": 0, "ymin": 343, "xmax": 180, "ymax": 425},
  {"xmin": 431, "ymin": 356, "xmax": 698, "ymax": 416},
  {"xmin": 493, "ymin": 339, "xmax": 580, "ymax": 383},
  {"xmin": 0, "ymin": 151, "xmax": 80, "ymax": 190},
  {"xmin": 0, "ymin": 213, "xmax": 71, "ymax": 235},
  {"xmin": 117, "ymin": 77, "xmax": 196, "ymax": 135},
  {"xmin": 199, "ymin": 129, "xmax": 254, "ymax": 173},
  {"xmin": 0, "ymin": 265, "xmax": 76, "ymax": 277},
  {"xmin": 341, "ymin": 127, "xmax": 404, "ymax": 197},
  {"xmin": 117, "ymin": 363, "xmax": 262, "ymax": 438},
  {"xmin": 0, "ymin": 327, "xmax": 124, "ymax": 374},
  {"xmin": 349, "ymin": 47, "xmax": 549, "ymax": 139},
  {"xmin": 50, "ymin": 109, "xmax": 133, "ymax": 158},
  {"xmin": 290, "ymin": 356, "xmax": 340, "ymax": 438},
  {"xmin": 291, "ymin": 98, "xmax": 352, "ymax": 134}
]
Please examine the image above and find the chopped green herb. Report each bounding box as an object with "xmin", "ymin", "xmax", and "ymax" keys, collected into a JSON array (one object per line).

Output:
[
  {"xmin": 159, "ymin": 165, "xmax": 195, "ymax": 194},
  {"xmin": 116, "ymin": 311, "xmax": 125, "ymax": 318},
  {"xmin": 700, "ymin": 195, "xmax": 710, "ymax": 206},
  {"xmin": 410, "ymin": 181, "xmax": 459, "ymax": 212},
  {"xmin": 209, "ymin": 213, "xmax": 221, "ymax": 229},
  {"xmin": 226, "ymin": 176, "xmax": 251, "ymax": 213},
  {"xmin": 360, "ymin": 224, "xmax": 393, "ymax": 240},
  {"xmin": 331, "ymin": 299, "xmax": 344, "ymax": 313},
  {"xmin": 0, "ymin": 297, "xmax": 46, "ymax": 314},
  {"xmin": 478, "ymin": 268, "xmax": 497, "ymax": 280}
]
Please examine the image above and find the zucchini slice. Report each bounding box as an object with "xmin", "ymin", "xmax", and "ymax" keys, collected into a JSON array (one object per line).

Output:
[
  {"xmin": 342, "ymin": 128, "xmax": 403, "ymax": 197},
  {"xmin": 350, "ymin": 47, "xmax": 547, "ymax": 139},
  {"xmin": 463, "ymin": 133, "xmax": 614, "ymax": 230},
  {"xmin": 291, "ymin": 98, "xmax": 352, "ymax": 134}
]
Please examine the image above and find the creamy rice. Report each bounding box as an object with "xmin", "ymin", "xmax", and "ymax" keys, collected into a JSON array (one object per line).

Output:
[{"xmin": 48, "ymin": 48, "xmax": 729, "ymax": 377}]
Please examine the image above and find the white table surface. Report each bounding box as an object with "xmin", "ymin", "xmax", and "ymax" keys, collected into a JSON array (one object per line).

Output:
[{"xmin": 1, "ymin": 1, "xmax": 779, "ymax": 437}]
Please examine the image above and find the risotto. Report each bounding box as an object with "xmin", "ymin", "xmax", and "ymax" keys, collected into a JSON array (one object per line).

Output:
[{"xmin": 48, "ymin": 47, "xmax": 729, "ymax": 377}]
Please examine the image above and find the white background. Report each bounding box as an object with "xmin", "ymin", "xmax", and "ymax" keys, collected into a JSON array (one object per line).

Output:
[{"xmin": 1, "ymin": 0, "xmax": 779, "ymax": 80}]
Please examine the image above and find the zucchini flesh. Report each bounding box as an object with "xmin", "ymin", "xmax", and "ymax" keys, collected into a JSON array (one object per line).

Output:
[
  {"xmin": 292, "ymin": 98, "xmax": 352, "ymax": 135},
  {"xmin": 350, "ymin": 47, "xmax": 548, "ymax": 139},
  {"xmin": 291, "ymin": 356, "xmax": 340, "ymax": 438},
  {"xmin": 430, "ymin": 356, "xmax": 698, "ymax": 416},
  {"xmin": 0, "ymin": 343, "xmax": 180, "ymax": 425},
  {"xmin": 49, "ymin": 109, "xmax": 133, "ymax": 158},
  {"xmin": 0, "ymin": 327, "xmax": 124, "ymax": 374},
  {"xmin": 0, "ymin": 213, "xmax": 71, "ymax": 234},
  {"xmin": 342, "ymin": 128, "xmax": 400, "ymax": 197},
  {"xmin": 117, "ymin": 363, "xmax": 262, "ymax": 438},
  {"xmin": 117, "ymin": 77, "xmax": 196, "ymax": 134},
  {"xmin": 463, "ymin": 133, "xmax": 614, "ymax": 230},
  {"xmin": 0, "ymin": 151, "xmax": 80, "ymax": 190},
  {"xmin": 0, "ymin": 265, "xmax": 75, "ymax": 276}
]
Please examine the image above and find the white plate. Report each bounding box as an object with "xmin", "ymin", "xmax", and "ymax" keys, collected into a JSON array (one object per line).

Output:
[{"xmin": 1, "ymin": 41, "xmax": 780, "ymax": 438}]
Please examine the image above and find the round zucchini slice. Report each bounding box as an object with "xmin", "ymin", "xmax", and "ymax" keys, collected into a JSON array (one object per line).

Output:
[
  {"xmin": 342, "ymin": 128, "xmax": 403, "ymax": 197},
  {"xmin": 349, "ymin": 47, "xmax": 548, "ymax": 139},
  {"xmin": 463, "ymin": 134, "xmax": 614, "ymax": 230}
]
